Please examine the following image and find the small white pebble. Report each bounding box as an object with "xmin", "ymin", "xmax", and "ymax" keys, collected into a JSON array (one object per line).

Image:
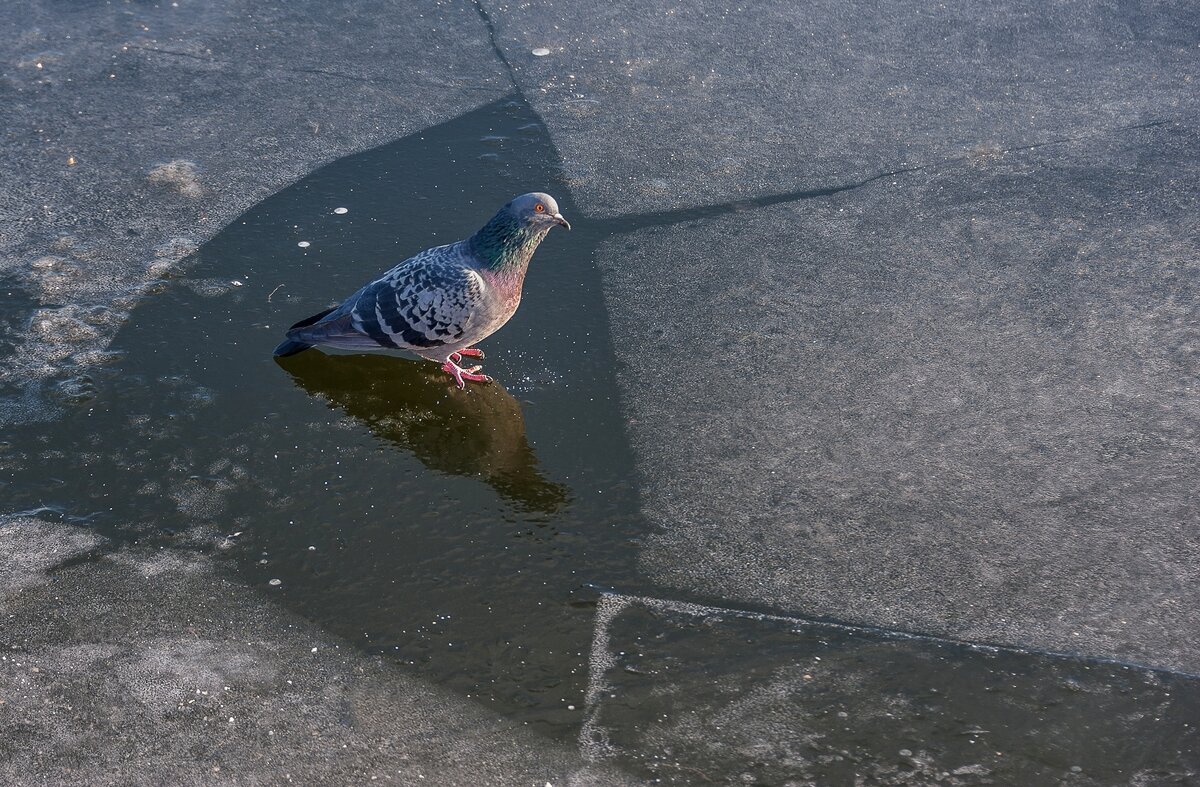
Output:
[
  {"xmin": 297, "ymin": 241, "xmax": 311, "ymax": 248},
  {"xmin": 531, "ymin": 47, "xmax": 551, "ymax": 57},
  {"xmin": 333, "ymin": 207, "xmax": 348, "ymax": 215},
  {"xmin": 567, "ymin": 705, "xmax": 575, "ymax": 710},
  {"xmin": 308, "ymin": 546, "xmax": 316, "ymax": 551},
  {"xmin": 899, "ymin": 749, "xmax": 913, "ymax": 757},
  {"xmin": 269, "ymin": 578, "xmax": 282, "ymax": 586},
  {"xmin": 228, "ymin": 717, "xmax": 235, "ymax": 723},
  {"xmin": 311, "ymin": 647, "xmax": 318, "ymax": 653}
]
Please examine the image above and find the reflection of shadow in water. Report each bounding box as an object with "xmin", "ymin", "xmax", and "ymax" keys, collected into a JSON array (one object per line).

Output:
[{"xmin": 277, "ymin": 351, "xmax": 569, "ymax": 514}]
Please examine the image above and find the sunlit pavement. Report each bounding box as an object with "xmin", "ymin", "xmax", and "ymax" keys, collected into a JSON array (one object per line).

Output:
[{"xmin": 2, "ymin": 1, "xmax": 1198, "ymax": 783}]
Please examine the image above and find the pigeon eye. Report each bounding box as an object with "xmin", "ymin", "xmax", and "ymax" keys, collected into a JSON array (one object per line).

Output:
[{"xmin": 534, "ymin": 203, "xmax": 545, "ymax": 213}]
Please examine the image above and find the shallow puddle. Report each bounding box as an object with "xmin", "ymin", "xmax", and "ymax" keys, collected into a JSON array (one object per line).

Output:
[{"xmin": 5, "ymin": 96, "xmax": 648, "ymax": 738}]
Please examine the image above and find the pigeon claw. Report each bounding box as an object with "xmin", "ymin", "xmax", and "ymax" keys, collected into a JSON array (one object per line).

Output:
[
  {"xmin": 441, "ymin": 359, "xmax": 493, "ymax": 389},
  {"xmin": 449, "ymin": 348, "xmax": 485, "ymax": 364}
]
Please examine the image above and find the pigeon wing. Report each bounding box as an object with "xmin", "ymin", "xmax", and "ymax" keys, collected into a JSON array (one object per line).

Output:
[{"xmin": 348, "ymin": 257, "xmax": 486, "ymax": 350}]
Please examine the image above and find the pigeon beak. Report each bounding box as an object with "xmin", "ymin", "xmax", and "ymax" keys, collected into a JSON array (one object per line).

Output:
[{"xmin": 552, "ymin": 212, "xmax": 571, "ymax": 231}]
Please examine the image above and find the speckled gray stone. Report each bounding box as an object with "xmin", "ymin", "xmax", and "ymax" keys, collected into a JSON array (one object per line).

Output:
[
  {"xmin": 0, "ymin": 516, "xmax": 103, "ymax": 596},
  {"xmin": 482, "ymin": 0, "xmax": 1197, "ymax": 217},
  {"xmin": 483, "ymin": 0, "xmax": 1200, "ymax": 672},
  {"xmin": 597, "ymin": 121, "xmax": 1200, "ymax": 671},
  {"xmin": 0, "ymin": 544, "xmax": 633, "ymax": 785}
]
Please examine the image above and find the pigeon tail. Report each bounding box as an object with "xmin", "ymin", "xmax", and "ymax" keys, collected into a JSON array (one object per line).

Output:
[
  {"xmin": 273, "ymin": 337, "xmax": 313, "ymax": 357},
  {"xmin": 273, "ymin": 306, "xmax": 338, "ymax": 356}
]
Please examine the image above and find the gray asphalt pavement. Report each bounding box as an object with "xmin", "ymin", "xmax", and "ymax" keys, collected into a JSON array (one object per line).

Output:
[
  {"xmin": 3, "ymin": 0, "xmax": 1198, "ymax": 782},
  {"xmin": 489, "ymin": 0, "xmax": 1200, "ymax": 671}
]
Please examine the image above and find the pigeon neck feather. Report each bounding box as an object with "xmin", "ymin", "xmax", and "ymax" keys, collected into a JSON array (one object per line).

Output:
[{"xmin": 468, "ymin": 211, "xmax": 549, "ymax": 279}]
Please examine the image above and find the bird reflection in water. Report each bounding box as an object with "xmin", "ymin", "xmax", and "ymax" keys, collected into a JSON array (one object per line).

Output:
[{"xmin": 276, "ymin": 351, "xmax": 569, "ymax": 514}]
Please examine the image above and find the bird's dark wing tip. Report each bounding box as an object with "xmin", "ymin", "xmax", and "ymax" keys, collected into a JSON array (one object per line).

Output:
[{"xmin": 288, "ymin": 306, "xmax": 338, "ymax": 331}]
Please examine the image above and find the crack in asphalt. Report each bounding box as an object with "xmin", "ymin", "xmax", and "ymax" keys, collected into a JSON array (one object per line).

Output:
[
  {"xmin": 585, "ymin": 585, "xmax": 1200, "ymax": 681},
  {"xmin": 470, "ymin": 0, "xmax": 521, "ymax": 93},
  {"xmin": 124, "ymin": 44, "xmax": 217, "ymax": 63},
  {"xmin": 608, "ymin": 166, "xmax": 923, "ymax": 234},
  {"xmin": 606, "ymin": 117, "xmax": 1181, "ymax": 234}
]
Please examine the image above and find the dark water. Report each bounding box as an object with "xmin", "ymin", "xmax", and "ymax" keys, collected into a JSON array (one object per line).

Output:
[{"xmin": 4, "ymin": 95, "xmax": 1198, "ymax": 780}]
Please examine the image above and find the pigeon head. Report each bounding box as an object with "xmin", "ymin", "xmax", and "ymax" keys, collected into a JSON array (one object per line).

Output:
[
  {"xmin": 505, "ymin": 192, "xmax": 571, "ymax": 231},
  {"xmin": 469, "ymin": 192, "xmax": 570, "ymax": 273}
]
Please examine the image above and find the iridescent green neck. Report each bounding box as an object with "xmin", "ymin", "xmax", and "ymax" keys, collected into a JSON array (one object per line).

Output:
[{"xmin": 468, "ymin": 211, "xmax": 549, "ymax": 273}]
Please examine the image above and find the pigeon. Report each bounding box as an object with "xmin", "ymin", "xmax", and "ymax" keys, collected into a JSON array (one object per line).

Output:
[{"xmin": 273, "ymin": 192, "xmax": 570, "ymax": 388}]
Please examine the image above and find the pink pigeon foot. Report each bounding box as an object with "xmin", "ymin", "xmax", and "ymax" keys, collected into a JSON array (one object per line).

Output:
[
  {"xmin": 449, "ymin": 348, "xmax": 485, "ymax": 364},
  {"xmin": 442, "ymin": 359, "xmax": 493, "ymax": 389}
]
